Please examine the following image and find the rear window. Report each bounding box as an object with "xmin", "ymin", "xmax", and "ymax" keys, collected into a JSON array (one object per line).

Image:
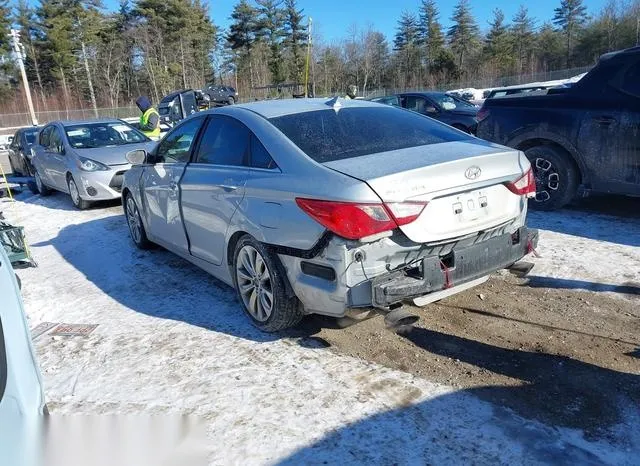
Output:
[
  {"xmin": 24, "ymin": 129, "xmax": 38, "ymax": 145},
  {"xmin": 269, "ymin": 106, "xmax": 469, "ymax": 163}
]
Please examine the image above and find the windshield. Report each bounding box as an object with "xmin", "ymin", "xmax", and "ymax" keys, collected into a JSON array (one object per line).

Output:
[
  {"xmin": 269, "ymin": 106, "xmax": 469, "ymax": 163},
  {"xmin": 65, "ymin": 122, "xmax": 148, "ymax": 149},
  {"xmin": 432, "ymin": 94, "xmax": 476, "ymax": 110}
]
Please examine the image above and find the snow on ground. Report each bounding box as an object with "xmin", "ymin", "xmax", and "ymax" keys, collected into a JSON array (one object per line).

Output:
[
  {"xmin": 2, "ymin": 191, "xmax": 639, "ymax": 465},
  {"xmin": 527, "ymin": 205, "xmax": 640, "ymax": 299}
]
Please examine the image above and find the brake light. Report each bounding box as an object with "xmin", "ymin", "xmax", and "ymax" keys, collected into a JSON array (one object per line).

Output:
[
  {"xmin": 295, "ymin": 198, "xmax": 427, "ymax": 240},
  {"xmin": 476, "ymin": 106, "xmax": 490, "ymax": 122},
  {"xmin": 505, "ymin": 168, "xmax": 536, "ymax": 197}
]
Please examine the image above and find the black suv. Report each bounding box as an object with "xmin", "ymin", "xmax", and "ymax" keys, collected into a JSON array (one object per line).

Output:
[
  {"xmin": 205, "ymin": 85, "xmax": 239, "ymax": 106},
  {"xmin": 8, "ymin": 126, "xmax": 41, "ymax": 176},
  {"xmin": 477, "ymin": 46, "xmax": 640, "ymax": 210},
  {"xmin": 372, "ymin": 92, "xmax": 479, "ymax": 133}
]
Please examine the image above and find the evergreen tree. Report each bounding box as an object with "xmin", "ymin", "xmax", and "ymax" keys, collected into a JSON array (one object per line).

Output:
[
  {"xmin": 418, "ymin": 0, "xmax": 445, "ymax": 68},
  {"xmin": 447, "ymin": 0, "xmax": 480, "ymax": 70},
  {"xmin": 394, "ymin": 11, "xmax": 420, "ymax": 86},
  {"xmin": 283, "ymin": 0, "xmax": 305, "ymax": 82},
  {"xmin": 256, "ymin": 0, "xmax": 286, "ymax": 83},
  {"xmin": 512, "ymin": 6, "xmax": 536, "ymax": 74},
  {"xmin": 537, "ymin": 23, "xmax": 565, "ymax": 70},
  {"xmin": 0, "ymin": 0, "xmax": 14, "ymax": 97},
  {"xmin": 553, "ymin": 0, "xmax": 588, "ymax": 66},
  {"xmin": 484, "ymin": 8, "xmax": 513, "ymax": 75}
]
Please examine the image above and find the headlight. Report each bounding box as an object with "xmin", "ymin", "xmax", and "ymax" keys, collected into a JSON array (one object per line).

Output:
[{"xmin": 77, "ymin": 157, "xmax": 109, "ymax": 172}]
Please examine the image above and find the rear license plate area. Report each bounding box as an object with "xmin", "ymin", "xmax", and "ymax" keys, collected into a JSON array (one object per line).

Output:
[{"xmin": 451, "ymin": 189, "xmax": 489, "ymax": 222}]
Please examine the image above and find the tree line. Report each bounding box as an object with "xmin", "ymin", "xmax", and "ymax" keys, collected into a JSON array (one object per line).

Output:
[{"xmin": 0, "ymin": 0, "xmax": 639, "ymax": 114}]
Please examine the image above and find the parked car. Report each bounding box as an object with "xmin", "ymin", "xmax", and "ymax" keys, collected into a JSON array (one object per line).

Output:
[
  {"xmin": 31, "ymin": 119, "xmax": 155, "ymax": 209},
  {"xmin": 121, "ymin": 98, "xmax": 538, "ymax": 332},
  {"xmin": 477, "ymin": 46, "xmax": 640, "ymax": 210},
  {"xmin": 0, "ymin": 243, "xmax": 46, "ymax": 464},
  {"xmin": 158, "ymin": 90, "xmax": 200, "ymax": 127},
  {"xmin": 7, "ymin": 126, "xmax": 41, "ymax": 176},
  {"xmin": 371, "ymin": 92, "xmax": 479, "ymax": 133},
  {"xmin": 204, "ymin": 85, "xmax": 238, "ymax": 106}
]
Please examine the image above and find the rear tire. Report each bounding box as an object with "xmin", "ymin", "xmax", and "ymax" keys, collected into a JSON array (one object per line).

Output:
[
  {"xmin": 233, "ymin": 235, "xmax": 303, "ymax": 332},
  {"xmin": 34, "ymin": 171, "xmax": 52, "ymax": 196},
  {"xmin": 524, "ymin": 145, "xmax": 578, "ymax": 211},
  {"xmin": 124, "ymin": 193, "xmax": 153, "ymax": 249},
  {"xmin": 67, "ymin": 176, "xmax": 91, "ymax": 210}
]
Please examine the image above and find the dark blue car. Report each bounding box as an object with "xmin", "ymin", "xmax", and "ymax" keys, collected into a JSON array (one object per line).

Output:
[{"xmin": 371, "ymin": 92, "xmax": 479, "ymax": 133}]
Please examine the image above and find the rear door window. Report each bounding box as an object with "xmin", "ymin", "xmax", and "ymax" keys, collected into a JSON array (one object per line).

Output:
[
  {"xmin": 250, "ymin": 135, "xmax": 278, "ymax": 169},
  {"xmin": 618, "ymin": 62, "xmax": 640, "ymax": 98},
  {"xmin": 269, "ymin": 106, "xmax": 468, "ymax": 163},
  {"xmin": 195, "ymin": 116, "xmax": 248, "ymax": 166}
]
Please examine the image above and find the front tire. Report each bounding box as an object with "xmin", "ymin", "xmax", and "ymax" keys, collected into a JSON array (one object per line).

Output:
[
  {"xmin": 227, "ymin": 96, "xmax": 235, "ymax": 105},
  {"xmin": 524, "ymin": 145, "xmax": 578, "ymax": 211},
  {"xmin": 34, "ymin": 170, "xmax": 52, "ymax": 196},
  {"xmin": 233, "ymin": 235, "xmax": 303, "ymax": 332},
  {"xmin": 124, "ymin": 193, "xmax": 152, "ymax": 249},
  {"xmin": 67, "ymin": 176, "xmax": 91, "ymax": 210}
]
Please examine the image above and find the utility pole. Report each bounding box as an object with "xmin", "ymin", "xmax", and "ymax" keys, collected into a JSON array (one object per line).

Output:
[
  {"xmin": 304, "ymin": 17, "xmax": 313, "ymax": 98},
  {"xmin": 9, "ymin": 29, "xmax": 38, "ymax": 126}
]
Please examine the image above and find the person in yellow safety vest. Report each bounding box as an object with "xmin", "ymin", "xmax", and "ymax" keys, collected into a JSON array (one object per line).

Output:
[
  {"xmin": 135, "ymin": 96, "xmax": 161, "ymax": 140},
  {"xmin": 345, "ymin": 85, "xmax": 358, "ymax": 100}
]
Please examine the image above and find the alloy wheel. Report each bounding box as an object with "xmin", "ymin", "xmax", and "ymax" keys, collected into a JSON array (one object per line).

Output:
[
  {"xmin": 69, "ymin": 178, "xmax": 81, "ymax": 206},
  {"xmin": 126, "ymin": 197, "xmax": 142, "ymax": 244},
  {"xmin": 532, "ymin": 157, "xmax": 561, "ymax": 203},
  {"xmin": 236, "ymin": 245, "xmax": 274, "ymax": 322}
]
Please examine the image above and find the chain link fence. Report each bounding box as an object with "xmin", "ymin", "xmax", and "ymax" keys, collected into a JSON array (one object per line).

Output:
[{"xmin": 0, "ymin": 107, "xmax": 139, "ymax": 129}]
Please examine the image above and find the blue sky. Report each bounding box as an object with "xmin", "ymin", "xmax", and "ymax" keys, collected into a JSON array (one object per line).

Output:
[{"xmin": 102, "ymin": 0, "xmax": 607, "ymax": 42}]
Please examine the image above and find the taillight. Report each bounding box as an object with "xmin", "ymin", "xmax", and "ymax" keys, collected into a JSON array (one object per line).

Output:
[
  {"xmin": 295, "ymin": 198, "xmax": 427, "ymax": 240},
  {"xmin": 476, "ymin": 106, "xmax": 490, "ymax": 122},
  {"xmin": 505, "ymin": 168, "xmax": 536, "ymax": 197}
]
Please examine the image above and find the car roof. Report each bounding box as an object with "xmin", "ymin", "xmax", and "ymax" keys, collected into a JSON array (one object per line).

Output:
[
  {"xmin": 221, "ymin": 98, "xmax": 384, "ymax": 119},
  {"xmin": 48, "ymin": 119, "xmax": 127, "ymax": 127}
]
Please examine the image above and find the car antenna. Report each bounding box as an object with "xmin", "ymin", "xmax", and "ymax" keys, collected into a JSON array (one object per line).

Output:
[{"xmin": 325, "ymin": 96, "xmax": 342, "ymax": 111}]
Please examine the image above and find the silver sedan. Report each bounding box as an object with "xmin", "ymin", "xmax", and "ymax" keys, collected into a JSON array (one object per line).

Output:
[
  {"xmin": 31, "ymin": 119, "xmax": 155, "ymax": 209},
  {"xmin": 122, "ymin": 98, "xmax": 537, "ymax": 332}
]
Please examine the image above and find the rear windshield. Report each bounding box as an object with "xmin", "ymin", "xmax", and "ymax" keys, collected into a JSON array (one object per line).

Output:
[
  {"xmin": 65, "ymin": 122, "xmax": 148, "ymax": 149},
  {"xmin": 24, "ymin": 130, "xmax": 38, "ymax": 145},
  {"xmin": 269, "ymin": 106, "xmax": 469, "ymax": 163}
]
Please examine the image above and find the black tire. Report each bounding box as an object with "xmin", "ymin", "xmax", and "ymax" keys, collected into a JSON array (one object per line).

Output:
[
  {"xmin": 227, "ymin": 96, "xmax": 235, "ymax": 105},
  {"xmin": 232, "ymin": 235, "xmax": 303, "ymax": 332},
  {"xmin": 124, "ymin": 193, "xmax": 153, "ymax": 249},
  {"xmin": 524, "ymin": 145, "xmax": 579, "ymax": 211},
  {"xmin": 67, "ymin": 175, "xmax": 91, "ymax": 210},
  {"xmin": 27, "ymin": 180, "xmax": 38, "ymax": 194},
  {"xmin": 34, "ymin": 170, "xmax": 52, "ymax": 196},
  {"xmin": 8, "ymin": 156, "xmax": 22, "ymax": 176}
]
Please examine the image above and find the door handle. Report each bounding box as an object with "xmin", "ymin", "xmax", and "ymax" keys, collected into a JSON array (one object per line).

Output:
[
  {"xmin": 220, "ymin": 184, "xmax": 238, "ymax": 192},
  {"xmin": 594, "ymin": 116, "xmax": 616, "ymax": 125}
]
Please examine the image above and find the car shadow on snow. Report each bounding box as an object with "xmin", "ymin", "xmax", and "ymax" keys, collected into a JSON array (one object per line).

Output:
[
  {"xmin": 277, "ymin": 327, "xmax": 640, "ymax": 465},
  {"xmin": 11, "ymin": 190, "xmax": 122, "ymax": 212},
  {"xmin": 31, "ymin": 214, "xmax": 302, "ymax": 343},
  {"xmin": 526, "ymin": 276, "xmax": 640, "ymax": 297},
  {"xmin": 527, "ymin": 195, "xmax": 640, "ymax": 247}
]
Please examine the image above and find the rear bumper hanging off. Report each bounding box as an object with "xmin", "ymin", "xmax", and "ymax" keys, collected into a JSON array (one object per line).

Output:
[{"xmin": 370, "ymin": 227, "xmax": 539, "ymax": 308}]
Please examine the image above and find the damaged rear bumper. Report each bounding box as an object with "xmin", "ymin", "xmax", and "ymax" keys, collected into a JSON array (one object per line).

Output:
[{"xmin": 370, "ymin": 227, "xmax": 538, "ymax": 308}]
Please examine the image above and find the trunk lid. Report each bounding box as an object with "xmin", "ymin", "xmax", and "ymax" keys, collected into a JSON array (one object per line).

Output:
[{"xmin": 324, "ymin": 140, "xmax": 529, "ymax": 243}]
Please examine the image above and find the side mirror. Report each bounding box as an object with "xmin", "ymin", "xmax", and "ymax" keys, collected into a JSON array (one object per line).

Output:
[
  {"xmin": 425, "ymin": 106, "xmax": 438, "ymax": 114},
  {"xmin": 126, "ymin": 149, "xmax": 147, "ymax": 165}
]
